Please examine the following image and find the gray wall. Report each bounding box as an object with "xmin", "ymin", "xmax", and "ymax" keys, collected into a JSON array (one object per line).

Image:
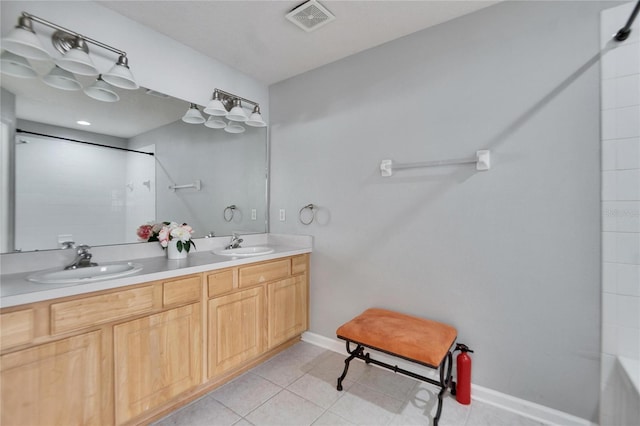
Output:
[
  {"xmin": 269, "ymin": 1, "xmax": 613, "ymax": 420},
  {"xmin": 130, "ymin": 121, "xmax": 268, "ymax": 238}
]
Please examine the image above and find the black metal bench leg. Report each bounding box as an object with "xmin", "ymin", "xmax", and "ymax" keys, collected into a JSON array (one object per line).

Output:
[
  {"xmin": 337, "ymin": 342, "xmax": 363, "ymax": 391},
  {"xmin": 433, "ymin": 351, "xmax": 453, "ymax": 426}
]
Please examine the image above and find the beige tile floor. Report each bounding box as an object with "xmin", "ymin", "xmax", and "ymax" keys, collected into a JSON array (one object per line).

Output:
[{"xmin": 153, "ymin": 342, "xmax": 549, "ymax": 426}]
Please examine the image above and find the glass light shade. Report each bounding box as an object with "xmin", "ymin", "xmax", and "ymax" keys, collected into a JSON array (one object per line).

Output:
[
  {"xmin": 182, "ymin": 104, "xmax": 205, "ymax": 124},
  {"xmin": 245, "ymin": 107, "xmax": 267, "ymax": 127},
  {"xmin": 56, "ymin": 46, "xmax": 99, "ymax": 76},
  {"xmin": 204, "ymin": 116, "xmax": 227, "ymax": 129},
  {"xmin": 1, "ymin": 23, "xmax": 50, "ymax": 60},
  {"xmin": 0, "ymin": 51, "xmax": 37, "ymax": 78},
  {"xmin": 42, "ymin": 66, "xmax": 82, "ymax": 91},
  {"xmin": 204, "ymin": 98, "xmax": 228, "ymax": 116},
  {"xmin": 227, "ymin": 99, "xmax": 248, "ymax": 122},
  {"xmin": 84, "ymin": 77, "xmax": 119, "ymax": 102},
  {"xmin": 224, "ymin": 121, "xmax": 245, "ymax": 134},
  {"xmin": 102, "ymin": 56, "xmax": 138, "ymax": 90}
]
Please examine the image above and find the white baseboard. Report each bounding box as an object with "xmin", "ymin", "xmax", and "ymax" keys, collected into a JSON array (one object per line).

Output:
[{"xmin": 301, "ymin": 332, "xmax": 594, "ymax": 426}]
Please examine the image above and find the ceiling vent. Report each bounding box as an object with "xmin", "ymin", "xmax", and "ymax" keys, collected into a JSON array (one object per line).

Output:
[{"xmin": 286, "ymin": 0, "xmax": 335, "ymax": 32}]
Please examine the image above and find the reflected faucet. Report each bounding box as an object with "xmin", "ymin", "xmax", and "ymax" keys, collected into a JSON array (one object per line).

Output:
[
  {"xmin": 64, "ymin": 245, "xmax": 98, "ymax": 270},
  {"xmin": 60, "ymin": 241, "xmax": 76, "ymax": 249},
  {"xmin": 225, "ymin": 233, "xmax": 243, "ymax": 250}
]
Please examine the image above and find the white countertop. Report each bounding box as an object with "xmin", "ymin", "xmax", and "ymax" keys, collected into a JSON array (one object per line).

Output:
[{"xmin": 0, "ymin": 234, "xmax": 312, "ymax": 308}]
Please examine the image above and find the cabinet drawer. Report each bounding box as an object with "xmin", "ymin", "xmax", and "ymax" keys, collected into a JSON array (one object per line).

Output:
[
  {"xmin": 163, "ymin": 275, "xmax": 201, "ymax": 307},
  {"xmin": 291, "ymin": 255, "xmax": 308, "ymax": 275},
  {"xmin": 0, "ymin": 309, "xmax": 34, "ymax": 350},
  {"xmin": 239, "ymin": 259, "xmax": 290, "ymax": 288},
  {"xmin": 51, "ymin": 286, "xmax": 154, "ymax": 334},
  {"xmin": 207, "ymin": 269, "xmax": 236, "ymax": 298}
]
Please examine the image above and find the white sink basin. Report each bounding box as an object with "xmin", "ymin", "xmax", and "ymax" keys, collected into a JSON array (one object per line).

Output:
[
  {"xmin": 213, "ymin": 246, "xmax": 275, "ymax": 257},
  {"xmin": 27, "ymin": 263, "xmax": 143, "ymax": 284}
]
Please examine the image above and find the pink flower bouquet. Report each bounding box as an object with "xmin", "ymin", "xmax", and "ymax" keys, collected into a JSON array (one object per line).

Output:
[{"xmin": 136, "ymin": 221, "xmax": 196, "ymax": 253}]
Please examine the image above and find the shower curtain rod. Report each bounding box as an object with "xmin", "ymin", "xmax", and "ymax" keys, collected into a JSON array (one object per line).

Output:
[
  {"xmin": 614, "ymin": 0, "xmax": 640, "ymax": 41},
  {"xmin": 16, "ymin": 129, "xmax": 154, "ymax": 156}
]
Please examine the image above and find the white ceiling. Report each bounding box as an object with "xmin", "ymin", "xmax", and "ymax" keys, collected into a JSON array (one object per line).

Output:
[
  {"xmin": 3, "ymin": 1, "xmax": 500, "ymax": 138},
  {"xmin": 100, "ymin": 0, "xmax": 501, "ymax": 85}
]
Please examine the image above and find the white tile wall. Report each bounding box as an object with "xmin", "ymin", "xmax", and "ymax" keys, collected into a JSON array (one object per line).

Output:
[{"xmin": 600, "ymin": 3, "xmax": 640, "ymax": 425}]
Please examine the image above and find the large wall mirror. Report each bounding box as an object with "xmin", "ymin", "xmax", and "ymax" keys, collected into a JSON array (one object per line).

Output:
[{"xmin": 1, "ymin": 64, "xmax": 268, "ymax": 254}]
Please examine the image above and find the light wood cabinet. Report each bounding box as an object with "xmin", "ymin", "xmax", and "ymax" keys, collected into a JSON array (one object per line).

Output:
[
  {"xmin": 267, "ymin": 275, "xmax": 308, "ymax": 349},
  {"xmin": 113, "ymin": 303, "xmax": 202, "ymax": 424},
  {"xmin": 0, "ymin": 309, "xmax": 34, "ymax": 350},
  {"xmin": 208, "ymin": 287, "xmax": 264, "ymax": 378},
  {"xmin": 50, "ymin": 285, "xmax": 154, "ymax": 334},
  {"xmin": 0, "ymin": 253, "xmax": 309, "ymax": 425},
  {"xmin": 1, "ymin": 330, "xmax": 103, "ymax": 426},
  {"xmin": 239, "ymin": 259, "xmax": 290, "ymax": 288}
]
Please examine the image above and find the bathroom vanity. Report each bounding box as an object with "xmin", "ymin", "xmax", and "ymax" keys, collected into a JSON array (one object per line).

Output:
[{"xmin": 0, "ymin": 241, "xmax": 310, "ymax": 425}]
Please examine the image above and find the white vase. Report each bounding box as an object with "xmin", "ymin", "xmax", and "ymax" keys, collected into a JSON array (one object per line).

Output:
[{"xmin": 167, "ymin": 239, "xmax": 188, "ymax": 260}]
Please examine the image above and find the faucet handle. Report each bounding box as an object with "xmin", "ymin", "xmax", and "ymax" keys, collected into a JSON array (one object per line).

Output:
[{"xmin": 76, "ymin": 244, "xmax": 91, "ymax": 254}]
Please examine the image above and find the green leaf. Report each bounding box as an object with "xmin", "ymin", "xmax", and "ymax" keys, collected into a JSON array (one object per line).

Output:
[{"xmin": 177, "ymin": 240, "xmax": 183, "ymax": 252}]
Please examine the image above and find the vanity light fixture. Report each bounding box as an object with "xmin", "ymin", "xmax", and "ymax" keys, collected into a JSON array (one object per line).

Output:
[
  {"xmin": 182, "ymin": 103, "xmax": 206, "ymax": 124},
  {"xmin": 245, "ymin": 105, "xmax": 267, "ymax": 128},
  {"xmin": 1, "ymin": 12, "xmax": 138, "ymax": 89},
  {"xmin": 0, "ymin": 14, "xmax": 50, "ymax": 60},
  {"xmin": 227, "ymin": 99, "xmax": 248, "ymax": 122},
  {"xmin": 53, "ymin": 33, "xmax": 98, "ymax": 76},
  {"xmin": 204, "ymin": 91, "xmax": 228, "ymax": 116},
  {"xmin": 0, "ymin": 51, "xmax": 37, "ymax": 78}
]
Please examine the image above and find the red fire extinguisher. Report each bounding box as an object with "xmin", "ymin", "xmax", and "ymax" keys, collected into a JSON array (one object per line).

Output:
[{"xmin": 453, "ymin": 343, "xmax": 474, "ymax": 405}]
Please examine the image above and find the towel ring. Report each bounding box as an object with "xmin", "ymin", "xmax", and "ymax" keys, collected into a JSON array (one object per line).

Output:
[
  {"xmin": 299, "ymin": 204, "xmax": 315, "ymax": 225},
  {"xmin": 223, "ymin": 205, "xmax": 236, "ymax": 222}
]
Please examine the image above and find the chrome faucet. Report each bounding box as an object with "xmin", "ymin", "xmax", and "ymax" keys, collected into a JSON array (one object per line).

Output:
[
  {"xmin": 225, "ymin": 233, "xmax": 243, "ymax": 249},
  {"xmin": 64, "ymin": 245, "xmax": 98, "ymax": 270}
]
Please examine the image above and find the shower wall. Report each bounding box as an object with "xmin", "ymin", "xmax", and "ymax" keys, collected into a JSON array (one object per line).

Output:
[{"xmin": 600, "ymin": 2, "xmax": 640, "ymax": 425}]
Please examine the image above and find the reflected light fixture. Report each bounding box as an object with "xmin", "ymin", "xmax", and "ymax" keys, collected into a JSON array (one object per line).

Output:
[
  {"xmin": 0, "ymin": 51, "xmax": 37, "ymax": 78},
  {"xmin": 1, "ymin": 11, "xmax": 138, "ymax": 89},
  {"xmin": 42, "ymin": 65, "xmax": 82, "ymax": 91},
  {"xmin": 224, "ymin": 121, "xmax": 246, "ymax": 134},
  {"xmin": 202, "ymin": 88, "xmax": 267, "ymax": 131},
  {"xmin": 182, "ymin": 103, "xmax": 205, "ymax": 124},
  {"xmin": 204, "ymin": 116, "xmax": 227, "ymax": 129},
  {"xmin": 84, "ymin": 75, "xmax": 119, "ymax": 102}
]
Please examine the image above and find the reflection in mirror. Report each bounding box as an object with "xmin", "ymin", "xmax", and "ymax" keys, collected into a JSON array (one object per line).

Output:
[
  {"xmin": 15, "ymin": 131, "xmax": 155, "ymax": 252},
  {"xmin": 1, "ymin": 64, "xmax": 268, "ymax": 254}
]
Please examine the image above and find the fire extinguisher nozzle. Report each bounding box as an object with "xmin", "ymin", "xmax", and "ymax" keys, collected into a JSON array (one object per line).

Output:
[{"xmin": 455, "ymin": 343, "xmax": 474, "ymax": 353}]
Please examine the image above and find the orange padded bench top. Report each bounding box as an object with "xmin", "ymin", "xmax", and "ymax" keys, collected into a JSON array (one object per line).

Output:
[{"xmin": 336, "ymin": 308, "xmax": 457, "ymax": 368}]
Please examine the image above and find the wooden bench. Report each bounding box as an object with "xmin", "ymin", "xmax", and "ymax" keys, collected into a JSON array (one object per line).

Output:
[{"xmin": 336, "ymin": 308, "xmax": 457, "ymax": 426}]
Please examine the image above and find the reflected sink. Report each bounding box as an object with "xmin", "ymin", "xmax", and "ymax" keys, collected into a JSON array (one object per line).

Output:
[
  {"xmin": 27, "ymin": 263, "xmax": 143, "ymax": 284},
  {"xmin": 213, "ymin": 246, "xmax": 274, "ymax": 257}
]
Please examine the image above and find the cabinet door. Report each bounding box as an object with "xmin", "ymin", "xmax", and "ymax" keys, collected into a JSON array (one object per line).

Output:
[
  {"xmin": 208, "ymin": 287, "xmax": 264, "ymax": 378},
  {"xmin": 267, "ymin": 275, "xmax": 308, "ymax": 349},
  {"xmin": 1, "ymin": 331, "xmax": 103, "ymax": 426},
  {"xmin": 114, "ymin": 303, "xmax": 201, "ymax": 425}
]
